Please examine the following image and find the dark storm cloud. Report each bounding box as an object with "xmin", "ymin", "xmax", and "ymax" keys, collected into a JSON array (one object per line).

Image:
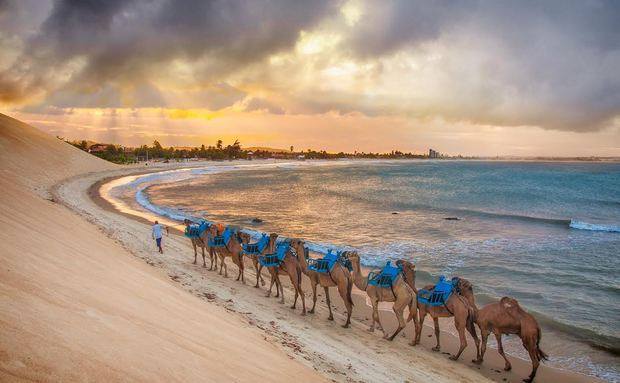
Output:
[{"xmin": 0, "ymin": 0, "xmax": 334, "ymax": 104}]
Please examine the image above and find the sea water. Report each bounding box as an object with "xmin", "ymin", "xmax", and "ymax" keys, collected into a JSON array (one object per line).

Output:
[{"xmin": 111, "ymin": 160, "xmax": 620, "ymax": 381}]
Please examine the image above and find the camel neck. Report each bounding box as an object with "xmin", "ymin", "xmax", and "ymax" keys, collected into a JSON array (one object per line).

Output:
[{"xmin": 351, "ymin": 259, "xmax": 368, "ymax": 291}]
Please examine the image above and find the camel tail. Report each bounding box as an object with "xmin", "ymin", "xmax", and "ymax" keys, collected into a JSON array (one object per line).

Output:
[
  {"xmin": 406, "ymin": 295, "xmax": 416, "ymax": 323},
  {"xmin": 346, "ymin": 276, "xmax": 354, "ymax": 307},
  {"xmin": 537, "ymin": 327, "xmax": 549, "ymax": 361},
  {"xmin": 407, "ymin": 298, "xmax": 419, "ymax": 323},
  {"xmin": 466, "ymin": 305, "xmax": 477, "ymax": 337}
]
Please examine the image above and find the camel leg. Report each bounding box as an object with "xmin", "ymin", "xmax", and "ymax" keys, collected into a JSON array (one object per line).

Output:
[
  {"xmin": 413, "ymin": 308, "xmax": 426, "ymax": 346},
  {"xmin": 450, "ymin": 316, "xmax": 468, "ymax": 361},
  {"xmin": 291, "ymin": 283, "xmax": 298, "ymax": 309},
  {"xmin": 258, "ymin": 264, "xmax": 265, "ymax": 286},
  {"xmin": 235, "ymin": 255, "xmax": 244, "ymax": 283},
  {"xmin": 467, "ymin": 314, "xmax": 481, "ymax": 362},
  {"xmin": 192, "ymin": 244, "xmax": 197, "ymax": 264},
  {"xmin": 220, "ymin": 255, "xmax": 228, "ymax": 277},
  {"xmin": 524, "ymin": 339, "xmax": 540, "ymax": 383},
  {"xmin": 496, "ymin": 333, "xmax": 512, "ymax": 371},
  {"xmin": 409, "ymin": 296, "xmax": 419, "ymax": 343},
  {"xmin": 369, "ymin": 298, "xmax": 380, "ymax": 333},
  {"xmin": 266, "ymin": 269, "xmax": 276, "ymax": 297},
  {"xmin": 308, "ymin": 280, "xmax": 318, "ymax": 314},
  {"xmin": 240, "ymin": 257, "xmax": 245, "ymax": 284},
  {"xmin": 324, "ymin": 286, "xmax": 334, "ymax": 321},
  {"xmin": 277, "ymin": 276, "xmax": 285, "ymax": 304},
  {"xmin": 388, "ymin": 299, "xmax": 408, "ymax": 341},
  {"xmin": 253, "ymin": 258, "xmax": 260, "ymax": 288},
  {"xmin": 296, "ymin": 276, "xmax": 306, "ymax": 316},
  {"xmin": 473, "ymin": 328, "xmax": 489, "ymax": 364},
  {"xmin": 337, "ymin": 280, "xmax": 352, "ymax": 328},
  {"xmin": 290, "ymin": 268, "xmax": 303, "ymax": 311},
  {"xmin": 201, "ymin": 247, "xmax": 206, "ymax": 268},
  {"xmin": 432, "ymin": 316, "xmax": 441, "ymax": 352}
]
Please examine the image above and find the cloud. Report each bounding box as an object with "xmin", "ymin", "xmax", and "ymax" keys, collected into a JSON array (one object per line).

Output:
[
  {"xmin": 0, "ymin": 0, "xmax": 333, "ymax": 107},
  {"xmin": 0, "ymin": 0, "xmax": 619, "ymax": 133}
]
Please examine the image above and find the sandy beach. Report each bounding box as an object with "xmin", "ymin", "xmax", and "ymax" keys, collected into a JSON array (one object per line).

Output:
[{"xmin": 0, "ymin": 114, "xmax": 606, "ymax": 382}]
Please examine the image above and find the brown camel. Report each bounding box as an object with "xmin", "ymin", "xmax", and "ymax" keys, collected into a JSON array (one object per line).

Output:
[
  {"xmin": 183, "ymin": 219, "xmax": 217, "ymax": 270},
  {"xmin": 348, "ymin": 253, "xmax": 419, "ymax": 340},
  {"xmin": 297, "ymin": 247, "xmax": 354, "ymax": 328},
  {"xmin": 238, "ymin": 232, "xmax": 278, "ymax": 288},
  {"xmin": 474, "ymin": 297, "xmax": 548, "ymax": 383},
  {"xmin": 411, "ymin": 277, "xmax": 480, "ymax": 361},
  {"xmin": 207, "ymin": 223, "xmax": 245, "ymax": 282},
  {"xmin": 262, "ymin": 238, "xmax": 307, "ymax": 315}
]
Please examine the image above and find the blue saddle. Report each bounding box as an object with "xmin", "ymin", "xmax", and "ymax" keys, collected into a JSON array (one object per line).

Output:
[
  {"xmin": 184, "ymin": 221, "xmax": 210, "ymax": 238},
  {"xmin": 242, "ymin": 234, "xmax": 270, "ymax": 256},
  {"xmin": 258, "ymin": 242, "xmax": 290, "ymax": 267},
  {"xmin": 308, "ymin": 250, "xmax": 352, "ymax": 274},
  {"xmin": 208, "ymin": 227, "xmax": 235, "ymax": 248},
  {"xmin": 368, "ymin": 261, "xmax": 402, "ymax": 287},
  {"xmin": 417, "ymin": 276, "xmax": 457, "ymax": 306}
]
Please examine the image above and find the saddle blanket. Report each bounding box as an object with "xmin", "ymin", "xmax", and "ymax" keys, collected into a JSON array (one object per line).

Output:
[
  {"xmin": 308, "ymin": 250, "xmax": 352, "ymax": 273},
  {"xmin": 184, "ymin": 221, "xmax": 210, "ymax": 238},
  {"xmin": 417, "ymin": 276, "xmax": 456, "ymax": 306},
  {"xmin": 368, "ymin": 261, "xmax": 402, "ymax": 287},
  {"xmin": 209, "ymin": 227, "xmax": 235, "ymax": 248},
  {"xmin": 242, "ymin": 234, "xmax": 270, "ymax": 255},
  {"xmin": 258, "ymin": 242, "xmax": 290, "ymax": 267}
]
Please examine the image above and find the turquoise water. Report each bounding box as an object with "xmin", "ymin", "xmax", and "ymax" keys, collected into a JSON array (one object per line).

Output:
[{"xmin": 121, "ymin": 160, "xmax": 619, "ymax": 381}]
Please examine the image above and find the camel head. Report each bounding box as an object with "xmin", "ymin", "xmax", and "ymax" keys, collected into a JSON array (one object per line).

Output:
[
  {"xmin": 208, "ymin": 223, "xmax": 223, "ymax": 237},
  {"xmin": 288, "ymin": 238, "xmax": 305, "ymax": 256},
  {"xmin": 268, "ymin": 233, "xmax": 278, "ymax": 252},
  {"xmin": 345, "ymin": 251, "xmax": 361, "ymax": 270},
  {"xmin": 183, "ymin": 218, "xmax": 191, "ymax": 227},
  {"xmin": 395, "ymin": 259, "xmax": 416, "ymax": 290},
  {"xmin": 238, "ymin": 232, "xmax": 251, "ymax": 244}
]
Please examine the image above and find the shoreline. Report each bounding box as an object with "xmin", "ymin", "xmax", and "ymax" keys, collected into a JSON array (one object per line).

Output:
[{"xmin": 71, "ymin": 162, "xmax": 606, "ymax": 383}]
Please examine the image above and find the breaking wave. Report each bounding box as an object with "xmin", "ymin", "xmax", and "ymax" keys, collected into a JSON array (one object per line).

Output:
[{"xmin": 570, "ymin": 220, "xmax": 620, "ymax": 233}]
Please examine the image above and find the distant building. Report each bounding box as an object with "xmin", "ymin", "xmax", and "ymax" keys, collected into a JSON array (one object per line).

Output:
[{"xmin": 429, "ymin": 148, "xmax": 441, "ymax": 158}]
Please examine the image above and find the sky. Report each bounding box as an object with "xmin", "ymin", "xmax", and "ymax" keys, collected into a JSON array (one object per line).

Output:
[{"xmin": 0, "ymin": 0, "xmax": 619, "ymax": 156}]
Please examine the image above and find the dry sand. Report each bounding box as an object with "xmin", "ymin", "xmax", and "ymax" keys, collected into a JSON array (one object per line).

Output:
[
  {"xmin": 0, "ymin": 114, "xmax": 326, "ymax": 382},
  {"xmin": 0, "ymin": 113, "xmax": 604, "ymax": 382}
]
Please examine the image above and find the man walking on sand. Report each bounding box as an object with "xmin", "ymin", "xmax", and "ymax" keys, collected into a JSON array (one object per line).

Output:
[{"xmin": 152, "ymin": 220, "xmax": 168, "ymax": 253}]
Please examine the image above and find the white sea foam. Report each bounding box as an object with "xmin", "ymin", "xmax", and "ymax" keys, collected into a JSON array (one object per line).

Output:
[{"xmin": 570, "ymin": 219, "xmax": 620, "ymax": 233}]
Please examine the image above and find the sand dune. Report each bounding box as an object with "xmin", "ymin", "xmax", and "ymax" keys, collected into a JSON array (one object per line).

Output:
[{"xmin": 0, "ymin": 114, "xmax": 325, "ymax": 382}]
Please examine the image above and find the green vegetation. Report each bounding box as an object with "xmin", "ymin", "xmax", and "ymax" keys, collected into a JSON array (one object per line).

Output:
[{"xmin": 59, "ymin": 136, "xmax": 428, "ymax": 164}]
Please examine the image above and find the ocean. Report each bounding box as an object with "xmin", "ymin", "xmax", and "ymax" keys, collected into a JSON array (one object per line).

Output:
[{"xmin": 108, "ymin": 160, "xmax": 620, "ymax": 381}]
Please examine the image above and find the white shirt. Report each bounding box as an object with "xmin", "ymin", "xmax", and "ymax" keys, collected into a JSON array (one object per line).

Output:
[{"xmin": 152, "ymin": 224, "xmax": 164, "ymax": 239}]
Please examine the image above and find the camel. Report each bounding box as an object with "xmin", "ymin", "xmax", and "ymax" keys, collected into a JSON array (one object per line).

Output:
[
  {"xmin": 411, "ymin": 277, "xmax": 480, "ymax": 361},
  {"xmin": 183, "ymin": 219, "xmax": 217, "ymax": 270},
  {"xmin": 238, "ymin": 232, "xmax": 278, "ymax": 288},
  {"xmin": 474, "ymin": 297, "xmax": 548, "ymax": 383},
  {"xmin": 297, "ymin": 246, "xmax": 354, "ymax": 328},
  {"xmin": 348, "ymin": 253, "xmax": 419, "ymax": 340},
  {"xmin": 262, "ymin": 238, "xmax": 307, "ymax": 315},
  {"xmin": 207, "ymin": 223, "xmax": 245, "ymax": 282}
]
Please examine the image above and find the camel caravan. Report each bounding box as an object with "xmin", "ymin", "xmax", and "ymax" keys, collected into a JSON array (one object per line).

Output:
[{"xmin": 184, "ymin": 220, "xmax": 548, "ymax": 383}]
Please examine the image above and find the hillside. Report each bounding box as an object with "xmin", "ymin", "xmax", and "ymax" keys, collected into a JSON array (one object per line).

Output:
[
  {"xmin": 0, "ymin": 115, "xmax": 324, "ymax": 382},
  {"xmin": 0, "ymin": 113, "xmax": 115, "ymax": 196}
]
